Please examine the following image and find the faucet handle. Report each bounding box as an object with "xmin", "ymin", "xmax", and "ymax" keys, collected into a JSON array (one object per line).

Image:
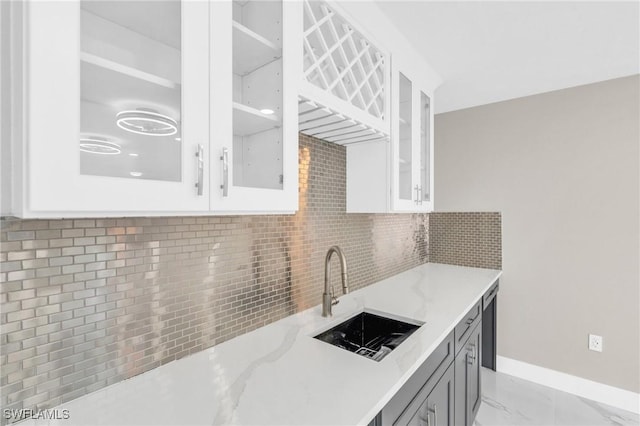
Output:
[{"xmin": 331, "ymin": 295, "xmax": 339, "ymax": 306}]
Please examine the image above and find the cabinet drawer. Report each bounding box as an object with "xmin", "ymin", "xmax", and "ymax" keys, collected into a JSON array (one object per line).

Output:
[
  {"xmin": 454, "ymin": 301, "xmax": 482, "ymax": 355},
  {"xmin": 382, "ymin": 331, "xmax": 454, "ymax": 425},
  {"xmin": 483, "ymin": 280, "xmax": 499, "ymax": 310}
]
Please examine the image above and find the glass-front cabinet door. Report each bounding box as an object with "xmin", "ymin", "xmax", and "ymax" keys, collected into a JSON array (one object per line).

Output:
[
  {"xmin": 391, "ymin": 59, "xmax": 434, "ymax": 212},
  {"xmin": 395, "ymin": 72, "xmax": 416, "ymax": 210},
  {"xmin": 209, "ymin": 0, "xmax": 301, "ymax": 213},
  {"xmin": 419, "ymin": 90, "xmax": 434, "ymax": 210},
  {"xmin": 25, "ymin": 1, "xmax": 210, "ymax": 215}
]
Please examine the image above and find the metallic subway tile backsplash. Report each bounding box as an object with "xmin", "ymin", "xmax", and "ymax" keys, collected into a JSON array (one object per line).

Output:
[
  {"xmin": 429, "ymin": 212, "xmax": 502, "ymax": 269},
  {"xmin": 0, "ymin": 135, "xmax": 431, "ymax": 420}
]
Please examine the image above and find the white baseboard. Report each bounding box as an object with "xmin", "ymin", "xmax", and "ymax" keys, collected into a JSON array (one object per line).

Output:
[{"xmin": 496, "ymin": 356, "xmax": 640, "ymax": 414}]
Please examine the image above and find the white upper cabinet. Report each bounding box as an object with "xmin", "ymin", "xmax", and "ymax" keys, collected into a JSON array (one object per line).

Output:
[
  {"xmin": 346, "ymin": 56, "xmax": 436, "ymax": 214},
  {"xmin": 7, "ymin": 0, "xmax": 301, "ymax": 218},
  {"xmin": 209, "ymin": 1, "xmax": 301, "ymax": 213},
  {"xmin": 13, "ymin": 0, "xmax": 210, "ymax": 217},
  {"xmin": 305, "ymin": 1, "xmax": 439, "ymax": 214},
  {"xmin": 390, "ymin": 59, "xmax": 434, "ymax": 212}
]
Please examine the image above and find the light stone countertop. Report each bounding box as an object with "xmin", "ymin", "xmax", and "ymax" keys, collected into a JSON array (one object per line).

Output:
[{"xmin": 18, "ymin": 263, "xmax": 502, "ymax": 426}]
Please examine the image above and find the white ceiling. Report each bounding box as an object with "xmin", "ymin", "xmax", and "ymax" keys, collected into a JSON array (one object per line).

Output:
[{"xmin": 375, "ymin": 1, "xmax": 640, "ymax": 113}]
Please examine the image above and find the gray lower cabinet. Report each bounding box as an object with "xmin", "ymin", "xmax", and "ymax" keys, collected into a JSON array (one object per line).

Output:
[
  {"xmin": 371, "ymin": 283, "xmax": 498, "ymax": 426},
  {"xmin": 454, "ymin": 323, "xmax": 482, "ymax": 426},
  {"xmin": 378, "ymin": 332, "xmax": 454, "ymax": 426},
  {"xmin": 406, "ymin": 364, "xmax": 455, "ymax": 426},
  {"xmin": 382, "ymin": 331, "xmax": 455, "ymax": 426}
]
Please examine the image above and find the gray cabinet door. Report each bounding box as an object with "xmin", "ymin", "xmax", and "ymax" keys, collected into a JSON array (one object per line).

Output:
[
  {"xmin": 385, "ymin": 332, "xmax": 455, "ymax": 426},
  {"xmin": 467, "ymin": 324, "xmax": 482, "ymax": 422},
  {"xmin": 454, "ymin": 323, "xmax": 482, "ymax": 426},
  {"xmin": 407, "ymin": 364, "xmax": 454, "ymax": 426}
]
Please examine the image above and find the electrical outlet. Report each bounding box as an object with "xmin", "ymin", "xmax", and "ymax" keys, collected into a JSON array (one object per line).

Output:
[{"xmin": 588, "ymin": 334, "xmax": 603, "ymax": 352}]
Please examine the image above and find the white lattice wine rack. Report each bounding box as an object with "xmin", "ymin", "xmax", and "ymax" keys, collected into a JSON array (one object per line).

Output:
[{"xmin": 299, "ymin": 0, "xmax": 390, "ymax": 144}]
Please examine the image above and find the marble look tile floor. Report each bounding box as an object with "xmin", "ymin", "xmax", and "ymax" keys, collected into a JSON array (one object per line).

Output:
[{"xmin": 475, "ymin": 368, "xmax": 639, "ymax": 426}]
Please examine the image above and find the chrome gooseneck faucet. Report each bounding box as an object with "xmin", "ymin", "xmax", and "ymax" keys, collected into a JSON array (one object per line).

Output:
[{"xmin": 322, "ymin": 246, "xmax": 349, "ymax": 317}]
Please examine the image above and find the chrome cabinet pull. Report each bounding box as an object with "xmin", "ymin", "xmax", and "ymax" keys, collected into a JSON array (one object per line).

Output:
[
  {"xmin": 220, "ymin": 147, "xmax": 228, "ymax": 197},
  {"xmin": 414, "ymin": 185, "xmax": 420, "ymax": 204},
  {"xmin": 418, "ymin": 186, "xmax": 423, "ymax": 205},
  {"xmin": 195, "ymin": 144, "xmax": 204, "ymax": 196},
  {"xmin": 467, "ymin": 343, "xmax": 477, "ymax": 365},
  {"xmin": 487, "ymin": 285, "xmax": 498, "ymax": 299},
  {"xmin": 427, "ymin": 405, "xmax": 437, "ymax": 426}
]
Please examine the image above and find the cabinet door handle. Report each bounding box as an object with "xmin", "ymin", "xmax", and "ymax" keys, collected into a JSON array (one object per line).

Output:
[
  {"xmin": 486, "ymin": 285, "xmax": 497, "ymax": 299},
  {"xmin": 415, "ymin": 185, "xmax": 420, "ymax": 205},
  {"xmin": 195, "ymin": 144, "xmax": 204, "ymax": 196},
  {"xmin": 467, "ymin": 343, "xmax": 477, "ymax": 365},
  {"xmin": 418, "ymin": 186, "xmax": 423, "ymax": 205},
  {"xmin": 220, "ymin": 147, "xmax": 229, "ymax": 197},
  {"xmin": 428, "ymin": 404, "xmax": 437, "ymax": 426}
]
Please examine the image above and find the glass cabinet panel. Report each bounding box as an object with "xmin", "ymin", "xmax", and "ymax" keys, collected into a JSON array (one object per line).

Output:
[
  {"xmin": 79, "ymin": 1, "xmax": 182, "ymax": 182},
  {"xmin": 232, "ymin": 0, "xmax": 283, "ymax": 190},
  {"xmin": 420, "ymin": 91, "xmax": 431, "ymax": 203},
  {"xmin": 398, "ymin": 73, "xmax": 413, "ymax": 201}
]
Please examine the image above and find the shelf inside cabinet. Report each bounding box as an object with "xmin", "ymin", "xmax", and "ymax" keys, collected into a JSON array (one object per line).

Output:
[
  {"xmin": 298, "ymin": 97, "xmax": 389, "ymax": 145},
  {"xmin": 233, "ymin": 21, "xmax": 281, "ymax": 76},
  {"xmin": 233, "ymin": 102, "xmax": 280, "ymax": 137},
  {"xmin": 81, "ymin": 60, "xmax": 180, "ymax": 119},
  {"xmin": 81, "ymin": 52, "xmax": 180, "ymax": 90}
]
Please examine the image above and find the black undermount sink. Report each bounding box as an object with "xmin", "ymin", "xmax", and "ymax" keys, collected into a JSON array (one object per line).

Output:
[{"xmin": 314, "ymin": 311, "xmax": 421, "ymax": 362}]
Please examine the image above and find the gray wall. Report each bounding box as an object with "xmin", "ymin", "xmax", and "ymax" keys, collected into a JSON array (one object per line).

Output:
[{"xmin": 434, "ymin": 75, "xmax": 640, "ymax": 393}]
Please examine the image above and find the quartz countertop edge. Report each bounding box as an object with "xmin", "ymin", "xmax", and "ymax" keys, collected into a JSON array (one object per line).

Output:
[{"xmin": 17, "ymin": 262, "xmax": 502, "ymax": 426}]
